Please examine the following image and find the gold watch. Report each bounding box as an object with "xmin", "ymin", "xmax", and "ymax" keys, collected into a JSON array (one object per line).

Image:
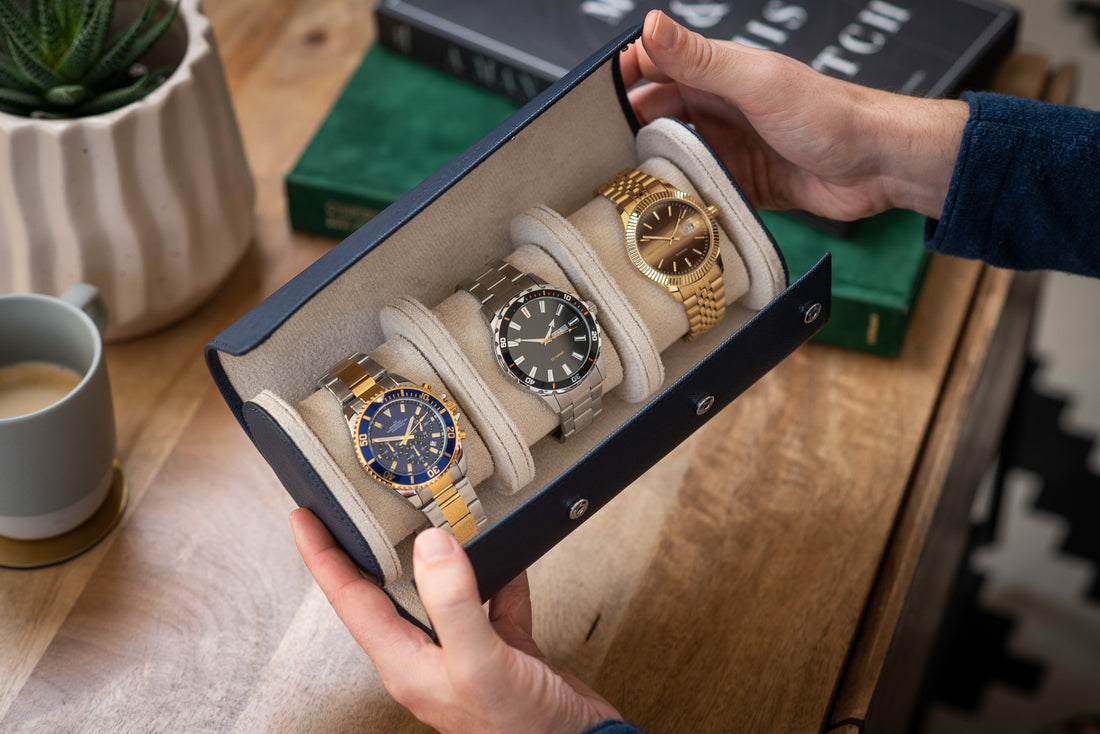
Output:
[
  {"xmin": 317, "ymin": 353, "xmax": 487, "ymax": 544},
  {"xmin": 597, "ymin": 168, "xmax": 726, "ymax": 341}
]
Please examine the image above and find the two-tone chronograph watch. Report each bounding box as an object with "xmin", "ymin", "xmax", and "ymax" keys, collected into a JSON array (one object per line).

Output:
[
  {"xmin": 596, "ymin": 168, "xmax": 726, "ymax": 341},
  {"xmin": 458, "ymin": 260, "xmax": 604, "ymax": 441},
  {"xmin": 316, "ymin": 353, "xmax": 487, "ymax": 543}
]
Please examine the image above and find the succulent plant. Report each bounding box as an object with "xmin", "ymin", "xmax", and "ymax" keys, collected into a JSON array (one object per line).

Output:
[{"xmin": 0, "ymin": 0, "xmax": 181, "ymax": 118}]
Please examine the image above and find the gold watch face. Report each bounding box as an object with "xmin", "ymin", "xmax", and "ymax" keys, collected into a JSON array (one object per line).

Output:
[{"xmin": 625, "ymin": 191, "xmax": 720, "ymax": 287}]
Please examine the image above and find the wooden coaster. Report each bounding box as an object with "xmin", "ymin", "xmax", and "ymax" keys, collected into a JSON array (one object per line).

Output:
[{"xmin": 0, "ymin": 461, "xmax": 127, "ymax": 569}]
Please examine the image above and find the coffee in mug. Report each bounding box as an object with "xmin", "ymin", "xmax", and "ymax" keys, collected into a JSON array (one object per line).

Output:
[{"xmin": 0, "ymin": 361, "xmax": 84, "ymax": 419}]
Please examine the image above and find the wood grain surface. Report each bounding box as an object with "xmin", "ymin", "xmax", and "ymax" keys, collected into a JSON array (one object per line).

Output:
[{"xmin": 0, "ymin": 2, "xmax": 1034, "ymax": 732}]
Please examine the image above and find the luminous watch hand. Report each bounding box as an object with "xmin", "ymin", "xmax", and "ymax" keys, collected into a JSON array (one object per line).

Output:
[
  {"xmin": 398, "ymin": 415, "xmax": 415, "ymax": 446},
  {"xmin": 410, "ymin": 410, "xmax": 429, "ymax": 434},
  {"xmin": 373, "ymin": 434, "xmax": 416, "ymax": 443}
]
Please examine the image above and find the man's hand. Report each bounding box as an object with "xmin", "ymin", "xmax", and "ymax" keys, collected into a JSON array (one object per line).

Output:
[
  {"xmin": 621, "ymin": 10, "xmax": 968, "ymax": 221},
  {"xmin": 290, "ymin": 509, "xmax": 622, "ymax": 734}
]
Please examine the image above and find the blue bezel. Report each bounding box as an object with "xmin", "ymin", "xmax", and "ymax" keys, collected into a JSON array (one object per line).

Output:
[{"xmin": 353, "ymin": 387, "xmax": 459, "ymax": 493}]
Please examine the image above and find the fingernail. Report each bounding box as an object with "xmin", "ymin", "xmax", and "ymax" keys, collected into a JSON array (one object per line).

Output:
[
  {"xmin": 650, "ymin": 11, "xmax": 680, "ymax": 50},
  {"xmin": 415, "ymin": 528, "xmax": 456, "ymax": 562}
]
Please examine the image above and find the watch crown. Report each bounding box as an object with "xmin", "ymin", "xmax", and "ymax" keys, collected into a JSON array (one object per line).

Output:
[
  {"xmin": 444, "ymin": 399, "xmax": 458, "ymax": 413},
  {"xmin": 458, "ymin": 429, "xmax": 466, "ymax": 440},
  {"xmin": 706, "ymin": 205, "xmax": 719, "ymax": 218},
  {"xmin": 422, "ymin": 383, "xmax": 431, "ymax": 390}
]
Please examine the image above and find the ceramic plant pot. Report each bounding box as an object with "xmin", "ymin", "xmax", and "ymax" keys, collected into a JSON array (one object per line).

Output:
[{"xmin": 0, "ymin": 0, "xmax": 255, "ymax": 340}]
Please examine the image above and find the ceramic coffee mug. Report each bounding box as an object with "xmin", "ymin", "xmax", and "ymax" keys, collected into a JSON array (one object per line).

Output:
[{"xmin": 0, "ymin": 285, "xmax": 116, "ymax": 540}]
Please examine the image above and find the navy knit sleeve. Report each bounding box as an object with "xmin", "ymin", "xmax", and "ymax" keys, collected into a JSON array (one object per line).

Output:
[
  {"xmin": 581, "ymin": 720, "xmax": 646, "ymax": 734},
  {"xmin": 925, "ymin": 92, "xmax": 1100, "ymax": 277}
]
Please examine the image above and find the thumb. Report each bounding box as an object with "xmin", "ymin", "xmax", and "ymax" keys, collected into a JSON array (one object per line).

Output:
[{"xmin": 412, "ymin": 528, "xmax": 501, "ymax": 658}]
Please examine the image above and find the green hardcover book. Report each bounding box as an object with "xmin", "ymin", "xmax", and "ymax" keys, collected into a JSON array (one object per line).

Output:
[
  {"xmin": 761, "ymin": 209, "xmax": 931, "ymax": 357},
  {"xmin": 286, "ymin": 44, "xmax": 519, "ymax": 239}
]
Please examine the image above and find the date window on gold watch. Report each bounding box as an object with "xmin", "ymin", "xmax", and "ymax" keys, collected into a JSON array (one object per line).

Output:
[{"xmin": 683, "ymin": 222, "xmax": 696, "ymax": 233}]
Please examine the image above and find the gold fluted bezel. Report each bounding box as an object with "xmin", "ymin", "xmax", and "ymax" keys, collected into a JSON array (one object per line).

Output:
[{"xmin": 623, "ymin": 190, "xmax": 721, "ymax": 289}]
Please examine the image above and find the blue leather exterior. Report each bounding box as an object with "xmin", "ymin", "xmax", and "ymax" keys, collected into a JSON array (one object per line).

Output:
[{"xmin": 243, "ymin": 401, "xmax": 385, "ymax": 581}]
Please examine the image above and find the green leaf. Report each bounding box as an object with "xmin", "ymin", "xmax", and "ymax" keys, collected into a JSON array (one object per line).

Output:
[
  {"xmin": 0, "ymin": 50, "xmax": 34, "ymax": 91},
  {"xmin": 26, "ymin": 0, "xmax": 43, "ymax": 32},
  {"xmin": 84, "ymin": 0, "xmax": 160, "ymax": 86},
  {"xmin": 73, "ymin": 70, "xmax": 151, "ymax": 115},
  {"xmin": 0, "ymin": 84, "xmax": 43, "ymax": 112},
  {"xmin": 37, "ymin": 0, "xmax": 72, "ymax": 60},
  {"xmin": 2, "ymin": 28, "xmax": 62, "ymax": 90},
  {"xmin": 56, "ymin": 0, "xmax": 110, "ymax": 79},
  {"xmin": 44, "ymin": 82, "xmax": 87, "ymax": 106},
  {"xmin": 0, "ymin": 0, "xmax": 46, "ymax": 58},
  {"xmin": 51, "ymin": 0, "xmax": 80, "ymax": 38},
  {"xmin": 0, "ymin": 100, "xmax": 30, "ymax": 115}
]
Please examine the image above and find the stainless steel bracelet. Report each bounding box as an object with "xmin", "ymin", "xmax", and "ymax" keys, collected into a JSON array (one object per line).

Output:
[
  {"xmin": 459, "ymin": 259, "xmax": 541, "ymax": 321},
  {"xmin": 317, "ymin": 353, "xmax": 398, "ymax": 423},
  {"xmin": 545, "ymin": 375, "xmax": 604, "ymax": 441}
]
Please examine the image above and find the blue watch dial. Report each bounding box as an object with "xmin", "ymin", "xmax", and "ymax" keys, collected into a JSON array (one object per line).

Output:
[{"xmin": 354, "ymin": 387, "xmax": 458, "ymax": 494}]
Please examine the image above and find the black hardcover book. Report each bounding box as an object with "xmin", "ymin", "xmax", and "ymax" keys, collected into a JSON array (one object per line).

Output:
[{"xmin": 374, "ymin": 0, "xmax": 1018, "ymax": 105}]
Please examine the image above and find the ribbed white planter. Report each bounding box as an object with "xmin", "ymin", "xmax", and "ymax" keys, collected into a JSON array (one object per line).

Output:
[{"xmin": 0, "ymin": 0, "xmax": 254, "ymax": 341}]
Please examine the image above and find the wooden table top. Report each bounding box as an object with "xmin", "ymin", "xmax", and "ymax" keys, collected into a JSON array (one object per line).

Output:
[{"xmin": 0, "ymin": 3, "xmax": 1039, "ymax": 732}]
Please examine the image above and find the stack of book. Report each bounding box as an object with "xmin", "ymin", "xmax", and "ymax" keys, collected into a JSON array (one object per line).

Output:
[
  {"xmin": 286, "ymin": 0, "xmax": 1018, "ymax": 354},
  {"xmin": 285, "ymin": 44, "xmax": 518, "ymax": 239}
]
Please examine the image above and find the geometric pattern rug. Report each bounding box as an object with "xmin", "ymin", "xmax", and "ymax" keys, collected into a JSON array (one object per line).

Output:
[{"xmin": 911, "ymin": 356, "xmax": 1100, "ymax": 734}]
